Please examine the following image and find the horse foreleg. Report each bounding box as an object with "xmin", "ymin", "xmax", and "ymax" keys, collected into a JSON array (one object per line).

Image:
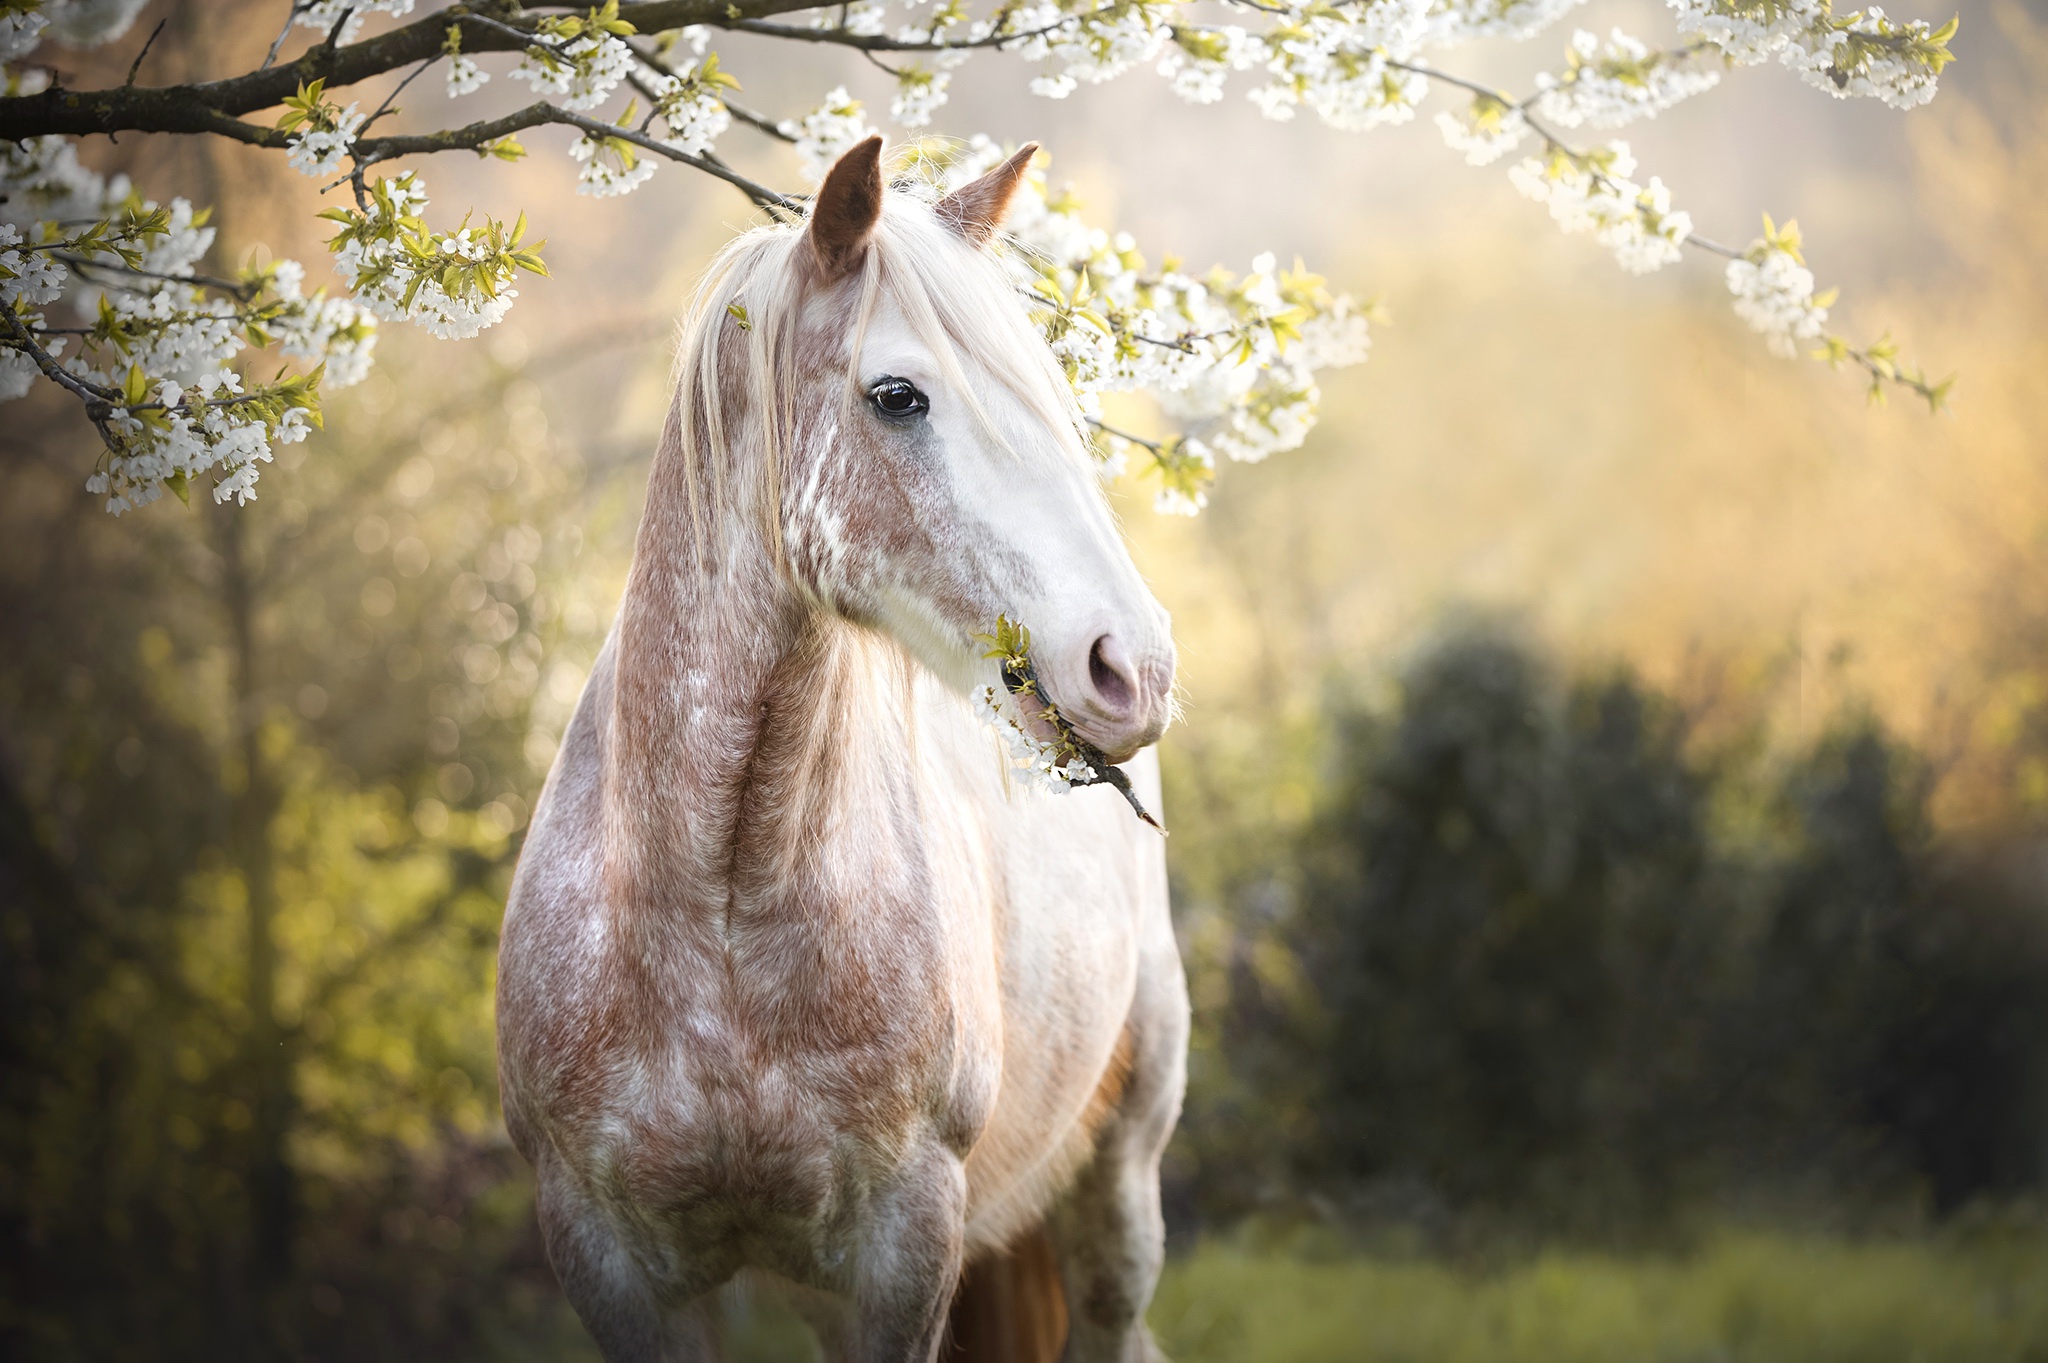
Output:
[
  {"xmin": 535, "ymin": 1156, "xmax": 727, "ymax": 1362},
  {"xmin": 850, "ymin": 1144, "xmax": 968, "ymax": 1363},
  {"xmin": 1048, "ymin": 943, "xmax": 1190, "ymax": 1363}
]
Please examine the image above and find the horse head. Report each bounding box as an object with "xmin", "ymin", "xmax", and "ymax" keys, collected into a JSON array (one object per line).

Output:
[{"xmin": 680, "ymin": 136, "xmax": 1175, "ymax": 763}]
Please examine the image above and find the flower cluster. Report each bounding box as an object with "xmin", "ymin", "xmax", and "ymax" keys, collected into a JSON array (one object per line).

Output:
[
  {"xmin": 1725, "ymin": 214, "xmax": 1831, "ymax": 358},
  {"xmin": 1248, "ymin": 1, "xmax": 1433, "ymax": 130},
  {"xmin": 891, "ymin": 64, "xmax": 954, "ymax": 128},
  {"xmin": 1155, "ymin": 26, "xmax": 1263, "ymax": 104},
  {"xmin": 0, "ymin": 0, "xmax": 1958, "ymax": 516},
  {"xmin": 975, "ymin": 683, "xmax": 1095, "ymax": 791},
  {"xmin": 1425, "ymin": 0, "xmax": 1587, "ymax": 45},
  {"xmin": 291, "ymin": 0, "xmax": 417, "ymax": 46},
  {"xmin": 443, "ymin": 23, "xmax": 489, "ymax": 98},
  {"xmin": 568, "ymin": 124, "xmax": 657, "ymax": 198},
  {"xmin": 321, "ymin": 173, "xmax": 549, "ymax": 339},
  {"xmin": 0, "ymin": 133, "xmax": 377, "ymax": 512},
  {"xmin": 1668, "ymin": 0, "xmax": 1956, "ymax": 109},
  {"xmin": 277, "ymin": 79, "xmax": 367, "ymax": 179},
  {"xmin": 912, "ymin": 140, "xmax": 1370, "ymax": 512},
  {"xmin": 0, "ymin": 0, "xmax": 48, "ymax": 62},
  {"xmin": 509, "ymin": 1, "xmax": 637, "ymax": 112},
  {"xmin": 1013, "ymin": 0, "xmax": 1175, "ymax": 98},
  {"xmin": 1509, "ymin": 142, "xmax": 1692, "ymax": 275},
  {"xmin": 971, "ymin": 614, "xmax": 1165, "ymax": 827},
  {"xmin": 1436, "ymin": 94, "xmax": 1531, "ymax": 165},
  {"xmin": 783, "ymin": 87, "xmax": 880, "ymax": 184},
  {"xmin": 972, "ymin": 615, "xmax": 1097, "ymax": 792},
  {"xmin": 647, "ymin": 51, "xmax": 738, "ymax": 155},
  {"xmin": 1533, "ymin": 28, "xmax": 1722, "ymax": 128}
]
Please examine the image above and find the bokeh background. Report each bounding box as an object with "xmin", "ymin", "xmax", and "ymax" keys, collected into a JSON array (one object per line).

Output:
[{"xmin": 5, "ymin": 1, "xmax": 2048, "ymax": 1359}]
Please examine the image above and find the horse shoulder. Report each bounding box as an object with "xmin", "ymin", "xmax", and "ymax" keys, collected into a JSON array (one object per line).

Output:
[{"xmin": 499, "ymin": 632, "xmax": 621, "ymax": 1157}]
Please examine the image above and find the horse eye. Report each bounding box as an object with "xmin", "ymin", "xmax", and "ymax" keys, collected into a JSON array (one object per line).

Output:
[{"xmin": 867, "ymin": 377, "xmax": 929, "ymax": 420}]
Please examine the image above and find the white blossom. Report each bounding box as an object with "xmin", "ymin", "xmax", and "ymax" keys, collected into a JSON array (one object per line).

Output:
[
  {"xmin": 1435, "ymin": 102, "xmax": 1531, "ymax": 165},
  {"xmin": 782, "ymin": 87, "xmax": 876, "ymax": 185},
  {"xmin": 286, "ymin": 102, "xmax": 365, "ymax": 178},
  {"xmin": 646, "ymin": 65, "xmax": 733, "ymax": 156},
  {"xmin": 1251, "ymin": 3, "xmax": 1435, "ymax": 132},
  {"xmin": 0, "ymin": 6, "xmax": 49, "ymax": 62},
  {"xmin": 43, "ymin": 0, "xmax": 152, "ymax": 46},
  {"xmin": 1727, "ymin": 246, "xmax": 1829, "ymax": 358},
  {"xmin": 974, "ymin": 684, "xmax": 1094, "ymax": 792},
  {"xmin": 446, "ymin": 53, "xmax": 488, "ymax": 98},
  {"xmin": 0, "ymin": 348, "xmax": 39, "ymax": 402},
  {"xmin": 1534, "ymin": 29, "xmax": 1721, "ymax": 129},
  {"xmin": 0, "ymin": 225, "xmax": 67, "ymax": 307},
  {"xmin": 509, "ymin": 33, "xmax": 634, "ymax": 112},
  {"xmin": 0, "ymin": 135, "xmax": 127, "ymax": 228},
  {"xmin": 1015, "ymin": 1, "xmax": 1174, "ymax": 90},
  {"xmin": 1426, "ymin": 0, "xmax": 1587, "ymax": 45},
  {"xmin": 1509, "ymin": 143, "xmax": 1691, "ymax": 274},
  {"xmin": 328, "ymin": 173, "xmax": 531, "ymax": 340},
  {"xmin": 1667, "ymin": 0, "xmax": 1951, "ymax": 109},
  {"xmin": 290, "ymin": 0, "xmax": 417, "ymax": 46},
  {"xmin": 1155, "ymin": 27, "xmax": 1264, "ymax": 105},
  {"xmin": 139, "ymin": 197, "xmax": 215, "ymax": 277},
  {"xmin": 892, "ymin": 67, "xmax": 952, "ymax": 128},
  {"xmin": 569, "ymin": 131, "xmax": 658, "ymax": 198}
]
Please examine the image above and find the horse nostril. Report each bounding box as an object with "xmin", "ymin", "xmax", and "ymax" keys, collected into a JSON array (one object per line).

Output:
[{"xmin": 1088, "ymin": 635, "xmax": 1138, "ymax": 717}]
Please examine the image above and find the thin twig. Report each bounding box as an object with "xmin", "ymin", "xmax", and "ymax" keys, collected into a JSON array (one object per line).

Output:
[
  {"xmin": 0, "ymin": 307, "xmax": 116, "ymax": 414},
  {"xmin": 333, "ymin": 100, "xmax": 802, "ymax": 213},
  {"xmin": 262, "ymin": 1, "xmax": 311, "ymax": 70},
  {"xmin": 124, "ymin": 19, "xmax": 168, "ymax": 88},
  {"xmin": 725, "ymin": 8, "xmax": 1104, "ymax": 53},
  {"xmin": 322, "ymin": 4, "xmax": 359, "ymax": 53},
  {"xmin": 358, "ymin": 54, "xmax": 435, "ymax": 135},
  {"xmin": 1088, "ymin": 417, "xmax": 1165, "ymax": 453},
  {"xmin": 57, "ymin": 253, "xmax": 257, "ymax": 301}
]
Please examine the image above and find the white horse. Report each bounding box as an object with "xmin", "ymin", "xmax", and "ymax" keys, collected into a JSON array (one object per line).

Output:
[{"xmin": 497, "ymin": 137, "xmax": 1187, "ymax": 1362}]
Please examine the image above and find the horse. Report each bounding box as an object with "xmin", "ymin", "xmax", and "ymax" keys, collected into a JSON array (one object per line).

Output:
[{"xmin": 495, "ymin": 135, "xmax": 1189, "ymax": 1362}]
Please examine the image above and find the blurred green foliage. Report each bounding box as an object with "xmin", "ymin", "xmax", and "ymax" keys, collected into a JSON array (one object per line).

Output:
[
  {"xmin": 8, "ymin": 354, "xmax": 2048, "ymax": 1360},
  {"xmin": 1151, "ymin": 1222, "xmax": 2048, "ymax": 1363},
  {"xmin": 0, "ymin": 333, "xmax": 623, "ymax": 1360},
  {"xmin": 1169, "ymin": 620, "xmax": 2048, "ymax": 1240}
]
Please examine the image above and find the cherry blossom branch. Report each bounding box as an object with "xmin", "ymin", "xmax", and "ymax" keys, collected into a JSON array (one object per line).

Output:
[
  {"xmin": 0, "ymin": 0, "xmax": 823, "ymax": 141},
  {"xmin": 721, "ymin": 8, "xmax": 1112, "ymax": 53}
]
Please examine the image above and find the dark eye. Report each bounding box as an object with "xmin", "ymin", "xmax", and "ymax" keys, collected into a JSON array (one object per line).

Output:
[{"xmin": 867, "ymin": 377, "xmax": 929, "ymax": 420}]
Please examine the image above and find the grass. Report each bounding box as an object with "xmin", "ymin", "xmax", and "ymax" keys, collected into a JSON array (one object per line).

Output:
[{"xmin": 1149, "ymin": 1225, "xmax": 2048, "ymax": 1363}]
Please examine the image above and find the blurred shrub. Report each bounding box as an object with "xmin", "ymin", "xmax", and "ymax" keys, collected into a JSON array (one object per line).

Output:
[{"xmin": 1176, "ymin": 618, "xmax": 2048, "ymax": 1238}]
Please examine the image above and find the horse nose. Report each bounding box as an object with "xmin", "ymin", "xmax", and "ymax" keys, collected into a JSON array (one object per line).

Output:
[
  {"xmin": 1087, "ymin": 634, "xmax": 1140, "ymax": 720},
  {"xmin": 1078, "ymin": 634, "xmax": 1173, "ymax": 760}
]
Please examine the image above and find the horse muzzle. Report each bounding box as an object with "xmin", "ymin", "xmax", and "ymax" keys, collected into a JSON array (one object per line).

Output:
[{"xmin": 1055, "ymin": 631, "xmax": 1175, "ymax": 764}]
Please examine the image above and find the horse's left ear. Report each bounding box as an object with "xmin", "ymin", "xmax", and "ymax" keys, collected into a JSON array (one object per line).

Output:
[
  {"xmin": 935, "ymin": 143, "xmax": 1039, "ymax": 247},
  {"xmin": 807, "ymin": 134, "xmax": 886, "ymax": 279}
]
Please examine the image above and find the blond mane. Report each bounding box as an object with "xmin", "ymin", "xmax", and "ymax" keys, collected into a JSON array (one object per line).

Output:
[{"xmin": 667, "ymin": 190, "xmax": 1093, "ymax": 557}]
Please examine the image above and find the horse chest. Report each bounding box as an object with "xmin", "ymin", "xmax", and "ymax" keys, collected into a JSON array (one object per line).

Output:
[{"xmin": 553, "ymin": 889, "xmax": 992, "ymax": 1259}]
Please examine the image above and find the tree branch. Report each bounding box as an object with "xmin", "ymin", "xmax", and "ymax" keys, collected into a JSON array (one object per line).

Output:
[
  {"xmin": 342, "ymin": 100, "xmax": 801, "ymax": 211},
  {"xmin": 0, "ymin": 0, "xmax": 822, "ymax": 141}
]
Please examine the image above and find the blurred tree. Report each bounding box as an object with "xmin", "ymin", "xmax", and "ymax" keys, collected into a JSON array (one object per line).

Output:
[
  {"xmin": 0, "ymin": 333, "xmax": 614, "ymax": 1361},
  {"xmin": 1297, "ymin": 623, "xmax": 1722, "ymax": 1229},
  {"xmin": 1175, "ymin": 621, "xmax": 2048, "ymax": 1240}
]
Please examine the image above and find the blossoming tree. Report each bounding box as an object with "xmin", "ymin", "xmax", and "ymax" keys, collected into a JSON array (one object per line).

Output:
[{"xmin": 0, "ymin": 0, "xmax": 1956, "ymax": 519}]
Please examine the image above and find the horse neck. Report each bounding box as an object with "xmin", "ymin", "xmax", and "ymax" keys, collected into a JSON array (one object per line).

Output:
[{"xmin": 604, "ymin": 403, "xmax": 854, "ymax": 928}]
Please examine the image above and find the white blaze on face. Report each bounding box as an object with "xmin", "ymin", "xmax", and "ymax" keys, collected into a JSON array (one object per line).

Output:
[{"xmin": 831, "ymin": 262, "xmax": 1175, "ymax": 760}]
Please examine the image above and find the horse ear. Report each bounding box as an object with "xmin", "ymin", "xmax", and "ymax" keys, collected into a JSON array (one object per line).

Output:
[
  {"xmin": 935, "ymin": 143, "xmax": 1039, "ymax": 246},
  {"xmin": 806, "ymin": 134, "xmax": 886, "ymax": 279}
]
